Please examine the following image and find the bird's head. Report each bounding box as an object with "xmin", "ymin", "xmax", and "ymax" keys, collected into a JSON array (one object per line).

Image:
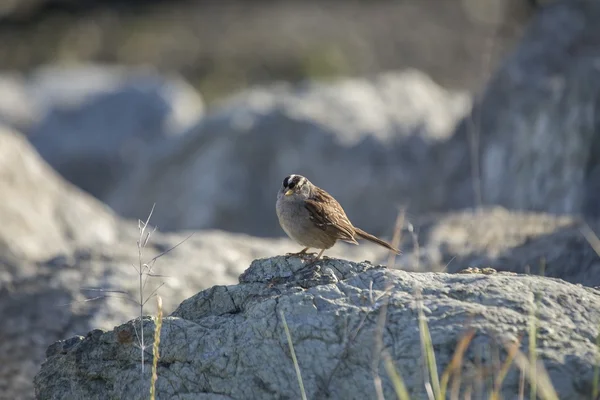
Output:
[{"xmin": 279, "ymin": 174, "xmax": 312, "ymax": 200}]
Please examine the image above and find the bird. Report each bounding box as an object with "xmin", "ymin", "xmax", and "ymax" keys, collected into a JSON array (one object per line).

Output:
[{"xmin": 276, "ymin": 174, "xmax": 400, "ymax": 260}]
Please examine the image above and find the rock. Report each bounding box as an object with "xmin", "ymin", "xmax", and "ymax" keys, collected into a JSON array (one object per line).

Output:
[
  {"xmin": 0, "ymin": 120, "xmax": 397, "ymax": 400},
  {"xmin": 34, "ymin": 256, "xmax": 600, "ymax": 399},
  {"xmin": 26, "ymin": 65, "xmax": 204, "ymax": 200},
  {"xmin": 3, "ymin": 228, "xmax": 396, "ymax": 400},
  {"xmin": 452, "ymin": 0, "xmax": 600, "ymax": 216},
  {"xmin": 0, "ymin": 73, "xmax": 37, "ymax": 131},
  {"xmin": 0, "ymin": 125, "xmax": 119, "ymax": 261},
  {"xmin": 107, "ymin": 69, "xmax": 471, "ymax": 237},
  {"xmin": 397, "ymin": 207, "xmax": 600, "ymax": 287}
]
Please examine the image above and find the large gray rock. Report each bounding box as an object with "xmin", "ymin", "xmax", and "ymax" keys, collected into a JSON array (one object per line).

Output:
[
  {"xmin": 401, "ymin": 207, "xmax": 600, "ymax": 287},
  {"xmin": 0, "ymin": 125, "xmax": 119, "ymax": 261},
  {"xmin": 107, "ymin": 70, "xmax": 471, "ymax": 237},
  {"xmin": 453, "ymin": 0, "xmax": 600, "ymax": 216},
  {"xmin": 26, "ymin": 65, "xmax": 204, "ymax": 200},
  {"xmin": 34, "ymin": 256, "xmax": 600, "ymax": 399},
  {"xmin": 2, "ymin": 229, "xmax": 395, "ymax": 400},
  {"xmin": 0, "ymin": 73, "xmax": 36, "ymax": 131}
]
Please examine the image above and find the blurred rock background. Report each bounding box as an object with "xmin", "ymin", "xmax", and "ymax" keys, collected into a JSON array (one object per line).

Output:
[{"xmin": 2, "ymin": 0, "xmax": 600, "ymax": 399}]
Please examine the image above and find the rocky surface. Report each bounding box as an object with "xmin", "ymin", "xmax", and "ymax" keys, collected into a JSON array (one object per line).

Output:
[
  {"xmin": 106, "ymin": 69, "xmax": 472, "ymax": 237},
  {"xmin": 453, "ymin": 0, "xmax": 600, "ymax": 216},
  {"xmin": 34, "ymin": 256, "xmax": 600, "ymax": 400},
  {"xmin": 401, "ymin": 207, "xmax": 600, "ymax": 287},
  {"xmin": 2, "ymin": 229, "xmax": 395, "ymax": 400}
]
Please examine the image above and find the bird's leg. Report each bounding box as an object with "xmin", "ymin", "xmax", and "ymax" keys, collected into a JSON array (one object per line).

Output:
[
  {"xmin": 286, "ymin": 247, "xmax": 310, "ymax": 257},
  {"xmin": 297, "ymin": 248, "xmax": 329, "ymax": 276}
]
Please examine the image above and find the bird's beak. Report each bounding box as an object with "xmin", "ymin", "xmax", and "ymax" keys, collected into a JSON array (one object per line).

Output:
[{"xmin": 285, "ymin": 189, "xmax": 293, "ymax": 196}]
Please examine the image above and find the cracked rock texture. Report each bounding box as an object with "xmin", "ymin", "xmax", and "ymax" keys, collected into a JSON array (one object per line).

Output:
[{"xmin": 35, "ymin": 256, "xmax": 600, "ymax": 400}]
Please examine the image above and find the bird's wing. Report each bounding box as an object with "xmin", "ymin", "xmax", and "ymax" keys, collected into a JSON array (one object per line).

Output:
[{"xmin": 304, "ymin": 187, "xmax": 358, "ymax": 244}]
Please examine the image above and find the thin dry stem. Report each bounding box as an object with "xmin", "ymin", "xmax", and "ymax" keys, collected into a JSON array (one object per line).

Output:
[
  {"xmin": 280, "ymin": 310, "xmax": 307, "ymax": 400},
  {"xmin": 416, "ymin": 287, "xmax": 441, "ymax": 400},
  {"xmin": 150, "ymin": 296, "xmax": 163, "ymax": 400},
  {"xmin": 490, "ymin": 336, "xmax": 522, "ymax": 400},
  {"xmin": 383, "ymin": 351, "xmax": 411, "ymax": 400},
  {"xmin": 505, "ymin": 344, "xmax": 559, "ymax": 400},
  {"xmin": 372, "ymin": 208, "xmax": 405, "ymax": 400},
  {"xmin": 440, "ymin": 327, "xmax": 476, "ymax": 398}
]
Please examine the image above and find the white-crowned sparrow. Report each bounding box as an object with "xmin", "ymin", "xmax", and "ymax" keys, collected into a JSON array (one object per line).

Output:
[{"xmin": 276, "ymin": 174, "xmax": 400, "ymax": 259}]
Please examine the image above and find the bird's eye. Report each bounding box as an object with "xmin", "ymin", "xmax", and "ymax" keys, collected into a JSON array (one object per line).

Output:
[{"xmin": 288, "ymin": 182, "xmax": 296, "ymax": 189}]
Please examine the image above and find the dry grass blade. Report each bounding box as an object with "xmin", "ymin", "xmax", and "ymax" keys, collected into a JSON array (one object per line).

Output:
[
  {"xmin": 150, "ymin": 296, "xmax": 163, "ymax": 400},
  {"xmin": 79, "ymin": 287, "xmax": 130, "ymax": 294},
  {"xmin": 57, "ymin": 294, "xmax": 137, "ymax": 307},
  {"xmin": 279, "ymin": 310, "xmax": 307, "ymax": 400},
  {"xmin": 416, "ymin": 288, "xmax": 441, "ymax": 400},
  {"xmin": 502, "ymin": 343, "xmax": 559, "ymax": 400},
  {"xmin": 579, "ymin": 222, "xmax": 600, "ymax": 256},
  {"xmin": 519, "ymin": 368, "xmax": 525, "ymax": 400},
  {"xmin": 383, "ymin": 351, "xmax": 411, "ymax": 400},
  {"xmin": 142, "ymin": 282, "xmax": 166, "ymax": 306},
  {"xmin": 489, "ymin": 336, "xmax": 522, "ymax": 400},
  {"xmin": 148, "ymin": 232, "xmax": 195, "ymax": 265},
  {"xmin": 373, "ymin": 208, "xmax": 405, "ymax": 400},
  {"xmin": 439, "ymin": 327, "xmax": 476, "ymax": 398},
  {"xmin": 387, "ymin": 206, "xmax": 405, "ymax": 268},
  {"xmin": 142, "ymin": 232, "xmax": 194, "ymax": 293}
]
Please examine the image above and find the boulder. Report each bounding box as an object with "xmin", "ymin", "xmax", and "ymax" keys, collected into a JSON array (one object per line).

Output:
[
  {"xmin": 34, "ymin": 256, "xmax": 600, "ymax": 399},
  {"xmin": 2, "ymin": 229, "xmax": 396, "ymax": 400},
  {"xmin": 106, "ymin": 69, "xmax": 471, "ymax": 237},
  {"xmin": 0, "ymin": 125, "xmax": 119, "ymax": 261},
  {"xmin": 452, "ymin": 0, "xmax": 600, "ymax": 216},
  {"xmin": 401, "ymin": 207, "xmax": 600, "ymax": 287},
  {"xmin": 0, "ymin": 73, "xmax": 37, "ymax": 131},
  {"xmin": 26, "ymin": 65, "xmax": 204, "ymax": 200}
]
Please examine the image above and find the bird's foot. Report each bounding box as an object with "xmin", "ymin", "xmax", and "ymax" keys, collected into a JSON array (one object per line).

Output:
[{"xmin": 285, "ymin": 248, "xmax": 315, "ymax": 259}]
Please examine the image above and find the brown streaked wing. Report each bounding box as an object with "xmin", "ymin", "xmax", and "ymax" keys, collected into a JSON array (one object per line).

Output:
[{"xmin": 304, "ymin": 187, "xmax": 357, "ymax": 242}]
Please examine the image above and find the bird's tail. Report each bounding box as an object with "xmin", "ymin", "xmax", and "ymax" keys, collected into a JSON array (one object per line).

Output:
[{"xmin": 354, "ymin": 227, "xmax": 401, "ymax": 254}]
